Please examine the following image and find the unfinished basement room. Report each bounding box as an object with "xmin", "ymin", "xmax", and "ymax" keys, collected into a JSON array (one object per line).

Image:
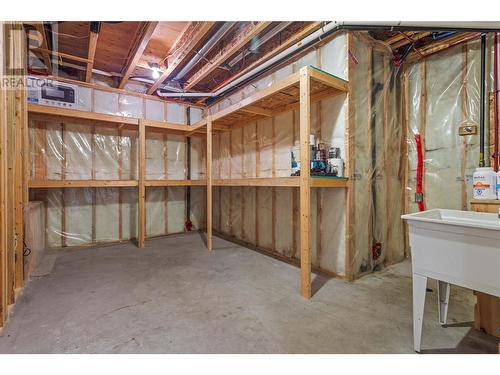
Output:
[{"xmin": 1, "ymin": 2, "xmax": 500, "ymax": 369}]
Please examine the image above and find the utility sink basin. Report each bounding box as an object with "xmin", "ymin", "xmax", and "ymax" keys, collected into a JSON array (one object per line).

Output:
[{"xmin": 401, "ymin": 209, "xmax": 500, "ymax": 352}]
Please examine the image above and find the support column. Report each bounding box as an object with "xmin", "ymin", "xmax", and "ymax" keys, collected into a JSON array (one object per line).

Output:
[
  {"xmin": 138, "ymin": 119, "xmax": 145, "ymax": 248},
  {"xmin": 299, "ymin": 67, "xmax": 311, "ymax": 299},
  {"xmin": 206, "ymin": 116, "xmax": 213, "ymax": 250}
]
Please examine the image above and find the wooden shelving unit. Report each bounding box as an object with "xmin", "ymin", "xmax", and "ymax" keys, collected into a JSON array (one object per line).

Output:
[
  {"xmin": 204, "ymin": 66, "xmax": 349, "ymax": 299},
  {"xmin": 27, "ymin": 103, "xmax": 208, "ymax": 250},
  {"xmin": 212, "ymin": 177, "xmax": 348, "ymax": 188},
  {"xmin": 27, "ymin": 66, "xmax": 349, "ymax": 299}
]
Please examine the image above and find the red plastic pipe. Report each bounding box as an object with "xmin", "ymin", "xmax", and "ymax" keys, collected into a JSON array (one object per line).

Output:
[{"xmin": 415, "ymin": 133, "xmax": 425, "ymax": 212}]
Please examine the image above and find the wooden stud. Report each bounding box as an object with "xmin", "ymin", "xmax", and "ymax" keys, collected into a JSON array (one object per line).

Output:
[
  {"xmin": 299, "ymin": 66, "xmax": 311, "ymax": 299},
  {"xmin": 13, "ymin": 24, "xmax": 26, "ymax": 289},
  {"xmin": 383, "ymin": 56, "xmax": 392, "ymax": 264},
  {"xmin": 118, "ymin": 127, "xmax": 123, "ymax": 241},
  {"xmin": 461, "ymin": 45, "xmax": 468, "ymax": 211},
  {"xmin": 138, "ymin": 119, "xmax": 146, "ymax": 248},
  {"xmin": 206, "ymin": 116, "xmax": 213, "ymax": 250},
  {"xmin": 33, "ymin": 23, "xmax": 52, "ymax": 73},
  {"xmin": 85, "ymin": 30, "xmax": 99, "ymax": 83},
  {"xmin": 91, "ymin": 125, "xmax": 96, "ymax": 244},
  {"xmin": 419, "ymin": 60, "xmax": 427, "ymax": 210},
  {"xmin": 1, "ymin": 21, "xmax": 9, "ymax": 326},
  {"xmin": 345, "ymin": 32, "xmax": 355, "ymax": 280}
]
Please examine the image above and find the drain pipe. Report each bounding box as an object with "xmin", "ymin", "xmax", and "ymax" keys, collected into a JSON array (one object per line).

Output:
[{"xmin": 479, "ymin": 33, "xmax": 487, "ymax": 167}]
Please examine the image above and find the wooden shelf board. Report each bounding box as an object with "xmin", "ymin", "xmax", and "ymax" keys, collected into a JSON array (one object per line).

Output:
[
  {"xmin": 28, "ymin": 104, "xmax": 139, "ymax": 126},
  {"xmin": 470, "ymin": 199, "xmax": 500, "ymax": 205},
  {"xmin": 211, "ymin": 66, "xmax": 348, "ymax": 127},
  {"xmin": 142, "ymin": 119, "xmax": 192, "ymax": 133},
  {"xmin": 212, "ymin": 177, "xmax": 348, "ymax": 188},
  {"xmin": 145, "ymin": 179, "xmax": 207, "ymax": 187},
  {"xmin": 310, "ymin": 176, "xmax": 348, "ymax": 188},
  {"xmin": 28, "ymin": 180, "xmax": 138, "ymax": 188}
]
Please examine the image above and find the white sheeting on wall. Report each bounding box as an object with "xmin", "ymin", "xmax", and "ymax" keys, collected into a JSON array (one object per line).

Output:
[
  {"xmin": 407, "ymin": 40, "xmax": 481, "ymax": 214},
  {"xmin": 29, "ymin": 92, "xmax": 204, "ymax": 247},
  {"xmin": 210, "ymin": 32, "xmax": 350, "ymax": 275}
]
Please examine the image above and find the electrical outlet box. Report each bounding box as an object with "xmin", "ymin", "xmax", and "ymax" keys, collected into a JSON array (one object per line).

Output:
[{"xmin": 459, "ymin": 125, "xmax": 478, "ymax": 136}]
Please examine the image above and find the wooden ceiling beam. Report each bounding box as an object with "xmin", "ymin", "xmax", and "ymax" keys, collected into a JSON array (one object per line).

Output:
[
  {"xmin": 206, "ymin": 22, "xmax": 322, "ymax": 98},
  {"xmin": 31, "ymin": 47, "xmax": 91, "ymax": 64},
  {"xmin": 118, "ymin": 21, "xmax": 159, "ymax": 89},
  {"xmin": 391, "ymin": 32, "xmax": 432, "ymax": 50},
  {"xmin": 385, "ymin": 31, "xmax": 417, "ymax": 45},
  {"xmin": 33, "ymin": 23, "xmax": 52, "ymax": 74},
  {"xmin": 146, "ymin": 22, "xmax": 216, "ymax": 95},
  {"xmin": 85, "ymin": 28, "xmax": 100, "ymax": 82},
  {"xmin": 184, "ymin": 21, "xmax": 272, "ymax": 90}
]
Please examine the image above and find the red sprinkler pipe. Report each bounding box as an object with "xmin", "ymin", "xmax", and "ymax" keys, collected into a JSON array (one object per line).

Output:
[
  {"xmin": 494, "ymin": 32, "xmax": 499, "ymax": 171},
  {"xmin": 415, "ymin": 134, "xmax": 425, "ymax": 212}
]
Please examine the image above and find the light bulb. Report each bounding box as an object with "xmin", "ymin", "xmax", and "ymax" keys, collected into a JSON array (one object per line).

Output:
[{"xmin": 152, "ymin": 69, "xmax": 160, "ymax": 79}]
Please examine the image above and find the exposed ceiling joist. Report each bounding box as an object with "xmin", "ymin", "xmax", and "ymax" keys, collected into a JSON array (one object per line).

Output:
[
  {"xmin": 206, "ymin": 22, "xmax": 322, "ymax": 98},
  {"xmin": 184, "ymin": 21, "xmax": 272, "ymax": 90},
  {"xmin": 33, "ymin": 23, "xmax": 52, "ymax": 74},
  {"xmin": 118, "ymin": 21, "xmax": 159, "ymax": 89},
  {"xmin": 391, "ymin": 32, "xmax": 431, "ymax": 49},
  {"xmin": 385, "ymin": 31, "xmax": 417, "ymax": 45},
  {"xmin": 85, "ymin": 25, "xmax": 100, "ymax": 82},
  {"xmin": 146, "ymin": 22, "xmax": 216, "ymax": 95},
  {"xmin": 32, "ymin": 47, "xmax": 91, "ymax": 64}
]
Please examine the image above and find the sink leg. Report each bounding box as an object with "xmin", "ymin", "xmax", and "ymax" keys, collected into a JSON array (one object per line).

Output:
[
  {"xmin": 413, "ymin": 273, "xmax": 427, "ymax": 353},
  {"xmin": 437, "ymin": 280, "xmax": 450, "ymax": 325}
]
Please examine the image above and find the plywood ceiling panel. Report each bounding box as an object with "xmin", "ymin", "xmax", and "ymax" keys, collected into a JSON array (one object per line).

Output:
[
  {"xmin": 56, "ymin": 21, "xmax": 90, "ymax": 59},
  {"xmin": 93, "ymin": 22, "xmax": 144, "ymax": 74},
  {"xmin": 140, "ymin": 22, "xmax": 189, "ymax": 67}
]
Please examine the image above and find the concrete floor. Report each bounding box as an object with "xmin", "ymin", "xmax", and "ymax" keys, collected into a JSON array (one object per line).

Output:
[{"xmin": 0, "ymin": 233, "xmax": 498, "ymax": 354}]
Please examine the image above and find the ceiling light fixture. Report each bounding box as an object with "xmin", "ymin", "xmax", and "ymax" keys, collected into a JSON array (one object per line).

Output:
[{"xmin": 149, "ymin": 62, "xmax": 161, "ymax": 79}]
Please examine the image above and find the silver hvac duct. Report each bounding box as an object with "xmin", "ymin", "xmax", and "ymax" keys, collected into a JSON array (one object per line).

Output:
[
  {"xmin": 157, "ymin": 21, "xmax": 337, "ymax": 98},
  {"xmin": 157, "ymin": 21, "xmax": 500, "ymax": 99},
  {"xmin": 173, "ymin": 22, "xmax": 236, "ymax": 82}
]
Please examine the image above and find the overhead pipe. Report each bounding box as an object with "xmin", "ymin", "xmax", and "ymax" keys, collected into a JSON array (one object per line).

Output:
[
  {"xmin": 227, "ymin": 22, "xmax": 292, "ymax": 68},
  {"xmin": 479, "ymin": 33, "xmax": 487, "ymax": 167},
  {"xmin": 173, "ymin": 22, "xmax": 236, "ymax": 82},
  {"xmin": 157, "ymin": 22, "xmax": 500, "ymax": 99}
]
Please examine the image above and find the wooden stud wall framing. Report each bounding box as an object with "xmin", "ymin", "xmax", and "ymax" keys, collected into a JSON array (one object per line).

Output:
[
  {"xmin": 1, "ymin": 22, "xmax": 28, "ymax": 329},
  {"xmin": 299, "ymin": 67, "xmax": 312, "ymax": 298},
  {"xmin": 0, "ymin": 22, "xmax": 9, "ymax": 327},
  {"xmin": 24, "ymin": 59, "xmax": 348, "ymax": 304}
]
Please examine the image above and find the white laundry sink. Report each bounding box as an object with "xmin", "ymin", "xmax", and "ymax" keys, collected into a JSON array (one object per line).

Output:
[{"xmin": 401, "ymin": 209, "xmax": 500, "ymax": 352}]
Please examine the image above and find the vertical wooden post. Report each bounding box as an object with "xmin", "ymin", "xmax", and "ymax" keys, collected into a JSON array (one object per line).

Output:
[
  {"xmin": 0, "ymin": 21, "xmax": 9, "ymax": 327},
  {"xmin": 206, "ymin": 116, "xmax": 213, "ymax": 250},
  {"xmin": 14, "ymin": 22, "xmax": 26, "ymax": 289},
  {"xmin": 299, "ymin": 66, "xmax": 311, "ymax": 299},
  {"xmin": 138, "ymin": 119, "xmax": 145, "ymax": 248},
  {"xmin": 383, "ymin": 56, "xmax": 392, "ymax": 264},
  {"xmin": 461, "ymin": 45, "xmax": 468, "ymax": 211},
  {"xmin": 345, "ymin": 32, "xmax": 355, "ymax": 280}
]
